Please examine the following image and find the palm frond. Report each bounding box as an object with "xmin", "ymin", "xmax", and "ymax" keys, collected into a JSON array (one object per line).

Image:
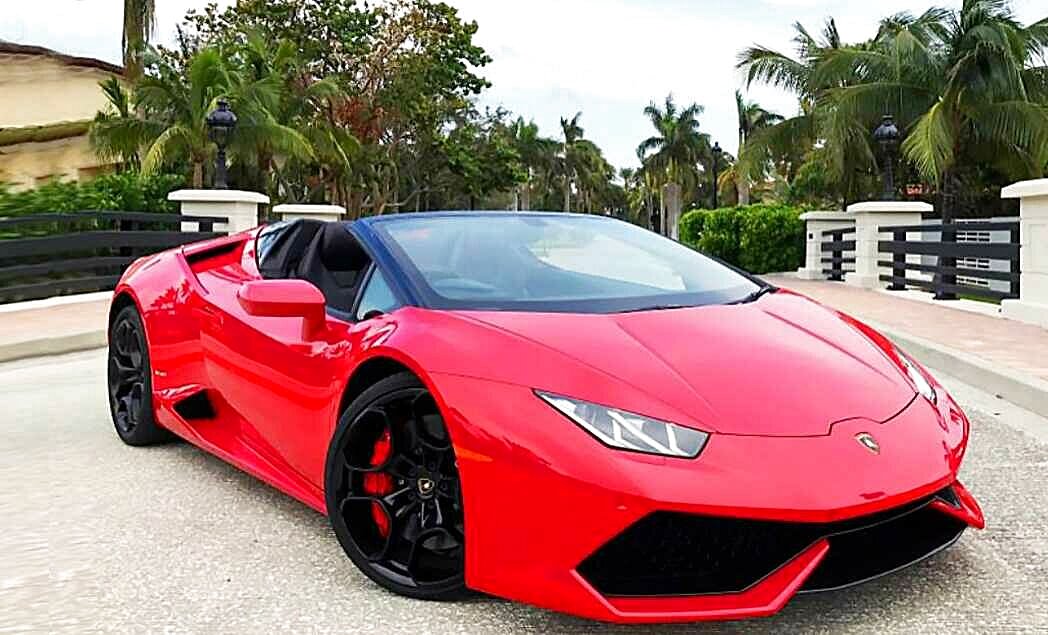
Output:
[
  {"xmin": 902, "ymin": 101, "xmax": 955, "ymax": 183},
  {"xmin": 737, "ymin": 46, "xmax": 808, "ymax": 93},
  {"xmin": 141, "ymin": 124, "xmax": 192, "ymax": 176}
]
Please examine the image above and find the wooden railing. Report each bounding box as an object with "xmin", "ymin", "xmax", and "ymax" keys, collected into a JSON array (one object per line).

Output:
[
  {"xmin": 821, "ymin": 226, "xmax": 856, "ymax": 281},
  {"xmin": 0, "ymin": 211, "xmax": 228, "ymax": 303},
  {"xmin": 876, "ymin": 220, "xmax": 1020, "ymax": 302}
]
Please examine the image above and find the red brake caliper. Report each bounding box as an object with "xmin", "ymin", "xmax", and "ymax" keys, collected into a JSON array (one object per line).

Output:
[{"xmin": 363, "ymin": 429, "xmax": 394, "ymax": 537}]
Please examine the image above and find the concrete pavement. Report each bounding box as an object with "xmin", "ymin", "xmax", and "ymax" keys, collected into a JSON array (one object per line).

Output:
[
  {"xmin": 2, "ymin": 349, "xmax": 1047, "ymax": 633},
  {"xmin": 0, "ymin": 293, "xmax": 109, "ymax": 363}
]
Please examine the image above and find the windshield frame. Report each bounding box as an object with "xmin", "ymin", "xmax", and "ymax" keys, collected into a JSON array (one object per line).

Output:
[{"xmin": 365, "ymin": 212, "xmax": 765, "ymax": 314}]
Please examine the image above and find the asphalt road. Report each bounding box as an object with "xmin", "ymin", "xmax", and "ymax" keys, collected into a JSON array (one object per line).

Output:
[{"xmin": 3, "ymin": 349, "xmax": 1047, "ymax": 634}]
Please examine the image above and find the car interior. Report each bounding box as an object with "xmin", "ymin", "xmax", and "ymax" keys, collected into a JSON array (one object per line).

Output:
[{"xmin": 256, "ymin": 219, "xmax": 372, "ymax": 315}]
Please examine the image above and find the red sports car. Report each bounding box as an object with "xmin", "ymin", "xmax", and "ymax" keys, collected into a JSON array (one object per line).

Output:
[{"xmin": 106, "ymin": 212, "xmax": 983, "ymax": 623}]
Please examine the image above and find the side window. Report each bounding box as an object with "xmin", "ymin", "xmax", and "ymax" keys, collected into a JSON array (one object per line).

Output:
[{"xmin": 355, "ymin": 268, "xmax": 400, "ymax": 320}]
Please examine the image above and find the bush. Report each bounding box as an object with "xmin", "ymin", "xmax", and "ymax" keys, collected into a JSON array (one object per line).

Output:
[
  {"xmin": 679, "ymin": 208, "xmax": 708, "ymax": 245},
  {"xmin": 680, "ymin": 203, "xmax": 806, "ymax": 274},
  {"xmin": 737, "ymin": 206, "xmax": 804, "ymax": 274},
  {"xmin": 698, "ymin": 208, "xmax": 742, "ymax": 264},
  {"xmin": 0, "ymin": 172, "xmax": 185, "ymax": 217}
]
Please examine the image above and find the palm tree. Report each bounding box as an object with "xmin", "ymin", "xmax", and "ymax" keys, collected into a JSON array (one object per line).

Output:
[
  {"xmin": 557, "ymin": 112, "xmax": 585, "ymax": 211},
  {"xmin": 136, "ymin": 48, "xmax": 310, "ymax": 188},
  {"xmin": 737, "ymin": 19, "xmax": 853, "ymax": 200},
  {"xmin": 123, "ymin": 0, "xmax": 155, "ymax": 80},
  {"xmin": 836, "ymin": 2, "xmax": 1048, "ymax": 219},
  {"xmin": 228, "ymin": 31, "xmax": 327, "ymax": 196},
  {"xmin": 571, "ymin": 139, "xmax": 615, "ymax": 213},
  {"xmin": 89, "ymin": 77, "xmax": 158, "ymax": 170},
  {"xmin": 734, "ymin": 90, "xmax": 783, "ymax": 205},
  {"xmin": 509, "ymin": 117, "xmax": 558, "ymax": 210},
  {"xmin": 740, "ymin": 5, "xmax": 1048, "ymax": 214},
  {"xmin": 636, "ymin": 95, "xmax": 710, "ymax": 203}
]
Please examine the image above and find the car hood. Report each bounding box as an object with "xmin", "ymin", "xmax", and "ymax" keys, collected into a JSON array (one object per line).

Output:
[{"xmin": 453, "ymin": 291, "xmax": 916, "ymax": 437}]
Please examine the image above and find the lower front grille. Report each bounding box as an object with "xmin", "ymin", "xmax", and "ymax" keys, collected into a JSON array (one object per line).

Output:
[
  {"xmin": 801, "ymin": 503, "xmax": 966, "ymax": 591},
  {"xmin": 577, "ymin": 488, "xmax": 966, "ymax": 597}
]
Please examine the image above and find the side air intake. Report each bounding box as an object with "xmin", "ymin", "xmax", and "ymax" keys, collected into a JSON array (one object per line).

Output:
[{"xmin": 173, "ymin": 390, "xmax": 217, "ymax": 421}]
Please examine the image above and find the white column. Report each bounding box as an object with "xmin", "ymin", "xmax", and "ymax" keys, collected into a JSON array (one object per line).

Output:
[
  {"xmin": 844, "ymin": 201, "xmax": 931, "ymax": 289},
  {"xmin": 797, "ymin": 211, "xmax": 854, "ymax": 280},
  {"xmin": 168, "ymin": 189, "xmax": 270, "ymax": 234},
  {"xmin": 1001, "ymin": 178, "xmax": 1048, "ymax": 328},
  {"xmin": 272, "ymin": 204, "xmax": 346, "ymax": 223}
]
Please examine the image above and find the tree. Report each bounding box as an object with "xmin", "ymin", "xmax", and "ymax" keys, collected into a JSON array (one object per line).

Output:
[
  {"xmin": 174, "ymin": 0, "xmax": 493, "ymax": 215},
  {"xmin": 223, "ymin": 31, "xmax": 329, "ymax": 197},
  {"xmin": 136, "ymin": 48, "xmax": 308, "ymax": 188},
  {"xmin": 558, "ymin": 112, "xmax": 584, "ymax": 211},
  {"xmin": 637, "ymin": 95, "xmax": 711, "ymax": 206},
  {"xmin": 734, "ymin": 90, "xmax": 783, "ymax": 205},
  {"xmin": 829, "ymin": 2, "xmax": 1048, "ymax": 218},
  {"xmin": 94, "ymin": 0, "xmax": 620, "ymax": 212},
  {"xmin": 739, "ymin": 4, "xmax": 1048, "ymax": 215},
  {"xmin": 509, "ymin": 117, "xmax": 558, "ymax": 210},
  {"xmin": 89, "ymin": 77, "xmax": 158, "ymax": 170},
  {"xmin": 737, "ymin": 19, "xmax": 864, "ymax": 207},
  {"xmin": 123, "ymin": 0, "xmax": 155, "ymax": 80}
]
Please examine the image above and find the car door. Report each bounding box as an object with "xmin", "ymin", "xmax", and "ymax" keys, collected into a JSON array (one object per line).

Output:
[{"xmin": 197, "ymin": 238, "xmax": 401, "ymax": 495}]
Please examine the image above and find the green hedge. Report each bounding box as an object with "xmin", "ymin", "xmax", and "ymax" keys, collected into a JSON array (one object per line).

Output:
[
  {"xmin": 0, "ymin": 172, "xmax": 185, "ymax": 217},
  {"xmin": 679, "ymin": 203, "xmax": 805, "ymax": 274},
  {"xmin": 679, "ymin": 208, "xmax": 708, "ymax": 245}
]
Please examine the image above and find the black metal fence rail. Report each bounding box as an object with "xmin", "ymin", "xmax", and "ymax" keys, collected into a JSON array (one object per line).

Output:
[
  {"xmin": 821, "ymin": 226, "xmax": 856, "ymax": 281},
  {"xmin": 0, "ymin": 211, "xmax": 228, "ymax": 303},
  {"xmin": 876, "ymin": 221, "xmax": 1020, "ymax": 302}
]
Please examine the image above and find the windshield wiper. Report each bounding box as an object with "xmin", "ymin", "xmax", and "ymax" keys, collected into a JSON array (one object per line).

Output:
[
  {"xmin": 617, "ymin": 303, "xmax": 689, "ymax": 314},
  {"xmin": 730, "ymin": 285, "xmax": 777, "ymax": 304}
]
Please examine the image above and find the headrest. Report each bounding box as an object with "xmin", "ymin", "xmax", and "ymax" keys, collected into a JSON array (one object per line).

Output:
[
  {"xmin": 319, "ymin": 223, "xmax": 369, "ymax": 272},
  {"xmin": 257, "ymin": 219, "xmax": 324, "ymax": 279}
]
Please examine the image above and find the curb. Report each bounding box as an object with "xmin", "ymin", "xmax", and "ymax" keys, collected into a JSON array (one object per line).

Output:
[
  {"xmin": 0, "ymin": 329, "xmax": 107, "ymax": 364},
  {"xmin": 869, "ymin": 320, "xmax": 1048, "ymax": 420}
]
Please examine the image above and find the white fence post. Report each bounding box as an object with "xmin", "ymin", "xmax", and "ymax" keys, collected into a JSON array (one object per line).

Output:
[
  {"xmin": 1001, "ymin": 178, "xmax": 1048, "ymax": 328},
  {"xmin": 273, "ymin": 204, "xmax": 346, "ymax": 223},
  {"xmin": 168, "ymin": 190, "xmax": 269, "ymax": 234},
  {"xmin": 844, "ymin": 201, "xmax": 931, "ymax": 289},
  {"xmin": 797, "ymin": 211, "xmax": 854, "ymax": 280}
]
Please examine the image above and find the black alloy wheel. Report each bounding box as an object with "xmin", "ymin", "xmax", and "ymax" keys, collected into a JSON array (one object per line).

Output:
[
  {"xmin": 325, "ymin": 372, "xmax": 467, "ymax": 600},
  {"xmin": 107, "ymin": 305, "xmax": 171, "ymax": 446}
]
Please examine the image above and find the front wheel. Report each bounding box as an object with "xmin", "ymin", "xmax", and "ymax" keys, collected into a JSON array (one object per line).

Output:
[{"xmin": 325, "ymin": 372, "xmax": 467, "ymax": 600}]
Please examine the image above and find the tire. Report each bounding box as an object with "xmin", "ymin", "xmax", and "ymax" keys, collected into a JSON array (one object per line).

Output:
[
  {"xmin": 325, "ymin": 372, "xmax": 468, "ymax": 600},
  {"xmin": 107, "ymin": 304, "xmax": 172, "ymax": 446}
]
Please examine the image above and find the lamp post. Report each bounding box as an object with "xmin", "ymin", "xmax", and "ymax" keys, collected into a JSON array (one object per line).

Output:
[
  {"xmin": 873, "ymin": 114, "xmax": 899, "ymax": 201},
  {"xmin": 206, "ymin": 99, "xmax": 237, "ymax": 190},
  {"xmin": 711, "ymin": 142, "xmax": 723, "ymax": 208}
]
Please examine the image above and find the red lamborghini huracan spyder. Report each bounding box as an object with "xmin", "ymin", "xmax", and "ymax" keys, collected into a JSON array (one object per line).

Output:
[{"xmin": 106, "ymin": 212, "xmax": 983, "ymax": 623}]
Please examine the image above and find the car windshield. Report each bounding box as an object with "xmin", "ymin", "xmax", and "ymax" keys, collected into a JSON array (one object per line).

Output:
[{"xmin": 372, "ymin": 214, "xmax": 762, "ymax": 313}]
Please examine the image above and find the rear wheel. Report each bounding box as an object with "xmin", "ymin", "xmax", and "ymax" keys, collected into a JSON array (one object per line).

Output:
[
  {"xmin": 325, "ymin": 373, "xmax": 467, "ymax": 600},
  {"xmin": 107, "ymin": 305, "xmax": 172, "ymax": 446}
]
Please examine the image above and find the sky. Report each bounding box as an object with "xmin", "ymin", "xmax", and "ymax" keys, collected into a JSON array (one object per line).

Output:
[{"xmin": 2, "ymin": 0, "xmax": 1044, "ymax": 170}]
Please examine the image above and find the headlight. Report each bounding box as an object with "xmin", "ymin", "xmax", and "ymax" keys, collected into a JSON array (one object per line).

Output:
[
  {"xmin": 536, "ymin": 391, "xmax": 709, "ymax": 458},
  {"xmin": 899, "ymin": 353, "xmax": 937, "ymax": 404}
]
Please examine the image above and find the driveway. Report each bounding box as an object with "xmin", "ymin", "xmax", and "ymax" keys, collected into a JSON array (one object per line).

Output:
[{"xmin": 3, "ymin": 349, "xmax": 1046, "ymax": 633}]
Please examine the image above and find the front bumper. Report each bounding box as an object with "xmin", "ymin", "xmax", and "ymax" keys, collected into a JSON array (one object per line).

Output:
[{"xmin": 428, "ymin": 372, "xmax": 983, "ymax": 623}]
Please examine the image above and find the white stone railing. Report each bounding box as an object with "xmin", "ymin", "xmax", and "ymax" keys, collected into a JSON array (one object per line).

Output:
[
  {"xmin": 1001, "ymin": 178, "xmax": 1048, "ymax": 328},
  {"xmin": 796, "ymin": 211, "xmax": 854, "ymax": 280},
  {"xmin": 169, "ymin": 189, "xmax": 269, "ymax": 234}
]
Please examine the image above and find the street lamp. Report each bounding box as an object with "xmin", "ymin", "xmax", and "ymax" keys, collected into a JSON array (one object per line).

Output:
[
  {"xmin": 711, "ymin": 142, "xmax": 723, "ymax": 208},
  {"xmin": 873, "ymin": 114, "xmax": 899, "ymax": 201},
  {"xmin": 206, "ymin": 99, "xmax": 237, "ymax": 190}
]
